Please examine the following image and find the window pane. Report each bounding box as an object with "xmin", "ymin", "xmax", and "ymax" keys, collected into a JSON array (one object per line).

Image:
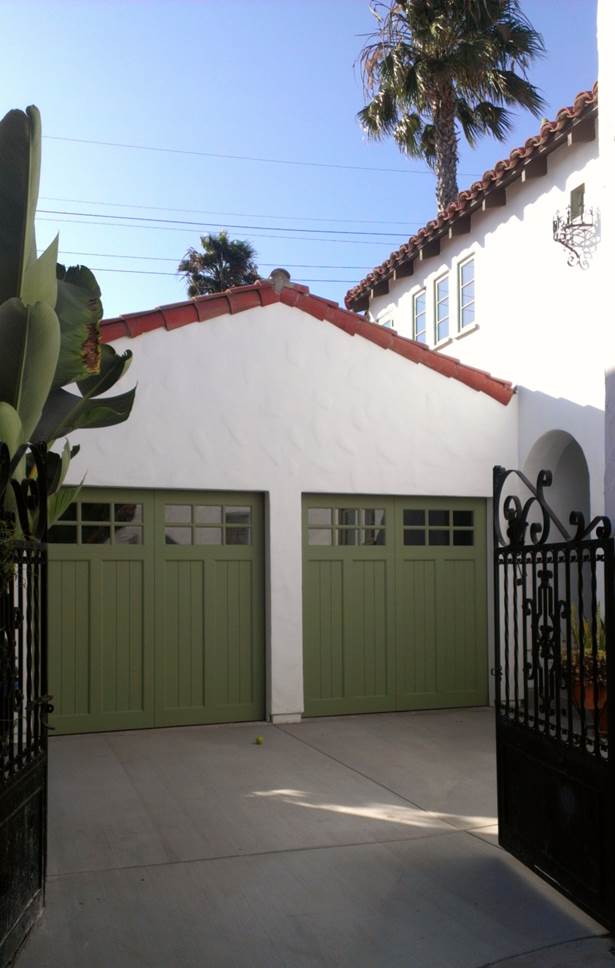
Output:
[
  {"xmin": 114, "ymin": 526, "xmax": 143, "ymax": 545},
  {"xmin": 436, "ymin": 277, "xmax": 449, "ymax": 299},
  {"xmin": 363, "ymin": 509, "xmax": 385, "ymax": 527},
  {"xmin": 165, "ymin": 505, "xmax": 191, "ymax": 524},
  {"xmin": 453, "ymin": 530, "xmax": 474, "ymax": 546},
  {"xmin": 226, "ymin": 527, "xmax": 251, "ymax": 545},
  {"xmin": 461, "ymin": 304, "xmax": 475, "ymax": 328},
  {"xmin": 461, "ymin": 281, "xmax": 475, "ymax": 303},
  {"xmin": 82, "ymin": 525, "xmax": 111, "ymax": 544},
  {"xmin": 59, "ymin": 503, "xmax": 78, "ymax": 522},
  {"xmin": 414, "ymin": 291, "xmax": 425, "ymax": 314},
  {"xmin": 337, "ymin": 528, "xmax": 358, "ymax": 545},
  {"xmin": 460, "ymin": 260, "xmax": 474, "ymax": 286},
  {"xmin": 437, "ymin": 317, "xmax": 449, "ymax": 341},
  {"xmin": 81, "ymin": 502, "xmax": 110, "ymax": 522},
  {"xmin": 429, "ymin": 529, "xmax": 450, "ymax": 546},
  {"xmin": 47, "ymin": 525, "xmax": 77, "ymax": 544},
  {"xmin": 415, "ymin": 329, "xmax": 427, "ymax": 345},
  {"xmin": 336, "ymin": 509, "xmax": 358, "ymax": 527},
  {"xmin": 114, "ymin": 503, "xmax": 142, "ymax": 524},
  {"xmin": 165, "ymin": 527, "xmax": 192, "ymax": 545},
  {"xmin": 403, "ymin": 509, "xmax": 425, "ymax": 526},
  {"xmin": 453, "ymin": 510, "xmax": 474, "ymax": 527},
  {"xmin": 308, "ymin": 529, "xmax": 332, "ymax": 546},
  {"xmin": 195, "ymin": 527, "xmax": 223, "ymax": 545},
  {"xmin": 308, "ymin": 508, "xmax": 332, "ymax": 527},
  {"xmin": 437, "ymin": 297, "xmax": 449, "ymax": 318},
  {"xmin": 194, "ymin": 505, "xmax": 222, "ymax": 525},
  {"xmin": 429, "ymin": 510, "xmax": 450, "ymax": 526},
  {"xmin": 404, "ymin": 529, "xmax": 425, "ymax": 546},
  {"xmin": 362, "ymin": 528, "xmax": 386, "ymax": 546},
  {"xmin": 225, "ymin": 507, "xmax": 251, "ymax": 526}
]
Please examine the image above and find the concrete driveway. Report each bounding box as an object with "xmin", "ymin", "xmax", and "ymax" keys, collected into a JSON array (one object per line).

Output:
[{"xmin": 18, "ymin": 709, "xmax": 613, "ymax": 967}]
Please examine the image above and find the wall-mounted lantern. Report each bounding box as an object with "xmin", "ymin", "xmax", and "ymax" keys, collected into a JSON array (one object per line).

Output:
[{"xmin": 553, "ymin": 184, "xmax": 598, "ymax": 270}]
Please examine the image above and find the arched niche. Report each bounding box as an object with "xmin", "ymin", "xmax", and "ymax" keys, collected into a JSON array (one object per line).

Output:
[{"xmin": 523, "ymin": 430, "xmax": 590, "ymax": 536}]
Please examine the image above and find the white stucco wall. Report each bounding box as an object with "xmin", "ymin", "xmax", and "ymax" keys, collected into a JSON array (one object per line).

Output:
[
  {"xmin": 66, "ymin": 302, "xmax": 518, "ymax": 719},
  {"xmin": 369, "ymin": 121, "xmax": 604, "ymax": 518}
]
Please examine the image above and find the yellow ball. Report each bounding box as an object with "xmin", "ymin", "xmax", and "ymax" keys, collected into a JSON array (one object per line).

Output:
[{"xmin": 255, "ymin": 735, "xmax": 264, "ymax": 745}]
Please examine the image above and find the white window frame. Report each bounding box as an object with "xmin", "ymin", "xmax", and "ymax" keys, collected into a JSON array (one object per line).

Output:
[
  {"xmin": 412, "ymin": 289, "xmax": 427, "ymax": 343},
  {"xmin": 458, "ymin": 257, "xmax": 475, "ymax": 331},
  {"xmin": 434, "ymin": 273, "xmax": 450, "ymax": 343}
]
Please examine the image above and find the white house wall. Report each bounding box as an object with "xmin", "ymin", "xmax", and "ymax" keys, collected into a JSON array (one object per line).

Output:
[
  {"xmin": 370, "ymin": 134, "xmax": 604, "ymax": 515},
  {"xmin": 66, "ymin": 302, "xmax": 518, "ymax": 719}
]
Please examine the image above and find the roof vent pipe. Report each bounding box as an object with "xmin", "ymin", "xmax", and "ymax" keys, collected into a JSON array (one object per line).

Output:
[{"xmin": 269, "ymin": 268, "xmax": 292, "ymax": 292}]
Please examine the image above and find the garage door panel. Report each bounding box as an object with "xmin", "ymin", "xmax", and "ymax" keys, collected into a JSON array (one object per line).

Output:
[
  {"xmin": 100, "ymin": 559, "xmax": 145, "ymax": 714},
  {"xmin": 303, "ymin": 495, "xmax": 488, "ymax": 716},
  {"xmin": 347, "ymin": 559, "xmax": 390, "ymax": 701},
  {"xmin": 159, "ymin": 559, "xmax": 205, "ymax": 714},
  {"xmin": 304, "ymin": 560, "xmax": 344, "ymax": 703},
  {"xmin": 210, "ymin": 558, "xmax": 256, "ymax": 709},
  {"xmin": 436, "ymin": 559, "xmax": 486, "ymax": 702},
  {"xmin": 49, "ymin": 560, "xmax": 92, "ymax": 721},
  {"xmin": 396, "ymin": 559, "xmax": 437, "ymax": 703}
]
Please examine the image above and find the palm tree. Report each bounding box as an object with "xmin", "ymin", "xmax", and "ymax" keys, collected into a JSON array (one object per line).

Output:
[
  {"xmin": 358, "ymin": 0, "xmax": 545, "ymax": 212},
  {"xmin": 178, "ymin": 231, "xmax": 259, "ymax": 296}
]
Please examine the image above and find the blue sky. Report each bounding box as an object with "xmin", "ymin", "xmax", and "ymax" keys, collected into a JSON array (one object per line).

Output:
[{"xmin": 4, "ymin": 0, "xmax": 598, "ymax": 317}]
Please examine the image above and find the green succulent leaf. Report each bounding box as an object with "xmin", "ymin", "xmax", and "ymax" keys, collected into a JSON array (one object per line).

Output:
[
  {"xmin": 21, "ymin": 234, "xmax": 58, "ymax": 308},
  {"xmin": 0, "ymin": 106, "xmax": 41, "ymax": 304},
  {"xmin": 0, "ymin": 297, "xmax": 60, "ymax": 440},
  {"xmin": 77, "ymin": 343, "xmax": 132, "ymax": 397},
  {"xmin": 35, "ymin": 385, "xmax": 136, "ymax": 441},
  {"xmin": 0, "ymin": 402, "xmax": 22, "ymax": 456},
  {"xmin": 53, "ymin": 264, "xmax": 104, "ymax": 388},
  {"xmin": 47, "ymin": 480, "xmax": 83, "ymax": 529}
]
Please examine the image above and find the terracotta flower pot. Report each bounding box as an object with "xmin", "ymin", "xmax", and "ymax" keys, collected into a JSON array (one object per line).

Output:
[{"xmin": 572, "ymin": 681, "xmax": 608, "ymax": 733}]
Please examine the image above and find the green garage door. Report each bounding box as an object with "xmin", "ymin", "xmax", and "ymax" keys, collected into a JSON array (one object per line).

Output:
[
  {"xmin": 303, "ymin": 495, "xmax": 487, "ymax": 716},
  {"xmin": 48, "ymin": 489, "xmax": 265, "ymax": 734}
]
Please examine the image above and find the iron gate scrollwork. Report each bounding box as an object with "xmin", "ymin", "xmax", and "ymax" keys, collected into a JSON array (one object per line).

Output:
[
  {"xmin": 0, "ymin": 441, "xmax": 51, "ymax": 966},
  {"xmin": 494, "ymin": 465, "xmax": 615, "ymax": 929}
]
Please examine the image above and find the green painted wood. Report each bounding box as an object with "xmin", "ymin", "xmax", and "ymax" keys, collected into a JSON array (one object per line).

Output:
[
  {"xmin": 48, "ymin": 488, "xmax": 155, "ymax": 734},
  {"xmin": 153, "ymin": 490, "xmax": 265, "ymax": 727},
  {"xmin": 48, "ymin": 488, "xmax": 265, "ymax": 734},
  {"xmin": 303, "ymin": 496, "xmax": 396, "ymax": 716},
  {"xmin": 302, "ymin": 494, "xmax": 488, "ymax": 716}
]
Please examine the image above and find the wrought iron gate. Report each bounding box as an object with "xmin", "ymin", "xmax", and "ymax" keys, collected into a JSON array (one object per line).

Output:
[
  {"xmin": 494, "ymin": 465, "xmax": 615, "ymax": 929},
  {"xmin": 0, "ymin": 443, "xmax": 51, "ymax": 966}
]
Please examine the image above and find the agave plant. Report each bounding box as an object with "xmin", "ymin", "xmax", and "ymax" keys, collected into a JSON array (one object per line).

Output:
[{"xmin": 0, "ymin": 105, "xmax": 135, "ymax": 530}]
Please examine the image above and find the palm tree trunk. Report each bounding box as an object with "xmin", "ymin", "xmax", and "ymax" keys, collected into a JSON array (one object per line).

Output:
[{"xmin": 432, "ymin": 86, "xmax": 459, "ymax": 212}]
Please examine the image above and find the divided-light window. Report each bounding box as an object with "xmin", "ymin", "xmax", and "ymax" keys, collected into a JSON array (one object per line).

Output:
[
  {"xmin": 435, "ymin": 275, "xmax": 449, "ymax": 342},
  {"xmin": 413, "ymin": 290, "xmax": 426, "ymax": 343},
  {"xmin": 458, "ymin": 258, "xmax": 475, "ymax": 329}
]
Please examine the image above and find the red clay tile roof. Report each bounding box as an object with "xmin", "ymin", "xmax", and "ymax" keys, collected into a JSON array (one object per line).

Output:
[
  {"xmin": 101, "ymin": 280, "xmax": 514, "ymax": 405},
  {"xmin": 345, "ymin": 83, "xmax": 598, "ymax": 311}
]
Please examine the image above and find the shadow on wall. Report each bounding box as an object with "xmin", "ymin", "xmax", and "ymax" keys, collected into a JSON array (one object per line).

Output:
[{"xmin": 523, "ymin": 430, "xmax": 590, "ymax": 536}]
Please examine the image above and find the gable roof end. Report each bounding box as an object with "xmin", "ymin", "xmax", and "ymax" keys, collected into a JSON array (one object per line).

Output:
[
  {"xmin": 345, "ymin": 83, "xmax": 598, "ymax": 312},
  {"xmin": 101, "ymin": 279, "xmax": 514, "ymax": 406}
]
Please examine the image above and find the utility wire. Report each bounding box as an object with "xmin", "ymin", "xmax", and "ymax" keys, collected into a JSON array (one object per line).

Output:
[
  {"xmin": 43, "ymin": 134, "xmax": 482, "ymax": 177},
  {"xmin": 88, "ymin": 266, "xmax": 356, "ymax": 282},
  {"xmin": 38, "ymin": 208, "xmax": 402, "ymax": 238},
  {"xmin": 40, "ymin": 195, "xmax": 421, "ymax": 228},
  {"xmin": 36, "ymin": 216, "xmax": 397, "ymax": 247},
  {"xmin": 55, "ymin": 249, "xmax": 372, "ymax": 269}
]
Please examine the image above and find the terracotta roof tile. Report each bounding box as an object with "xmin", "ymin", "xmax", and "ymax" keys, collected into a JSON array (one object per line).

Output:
[
  {"xmin": 345, "ymin": 83, "xmax": 598, "ymax": 310},
  {"xmin": 100, "ymin": 280, "xmax": 514, "ymax": 406}
]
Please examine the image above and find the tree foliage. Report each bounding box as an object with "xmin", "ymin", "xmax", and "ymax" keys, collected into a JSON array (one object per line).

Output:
[
  {"xmin": 178, "ymin": 231, "xmax": 259, "ymax": 296},
  {"xmin": 358, "ymin": 0, "xmax": 545, "ymax": 210}
]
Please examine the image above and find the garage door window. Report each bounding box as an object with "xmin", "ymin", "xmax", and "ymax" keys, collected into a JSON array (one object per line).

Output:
[
  {"xmin": 308, "ymin": 508, "xmax": 386, "ymax": 546},
  {"xmin": 48, "ymin": 501, "xmax": 143, "ymax": 544},
  {"xmin": 402, "ymin": 508, "xmax": 474, "ymax": 547},
  {"xmin": 164, "ymin": 504, "xmax": 251, "ymax": 545}
]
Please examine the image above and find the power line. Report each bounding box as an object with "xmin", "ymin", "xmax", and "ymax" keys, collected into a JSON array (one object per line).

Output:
[
  {"xmin": 55, "ymin": 250, "xmax": 372, "ymax": 269},
  {"xmin": 36, "ymin": 216, "xmax": 396, "ymax": 247},
  {"xmin": 43, "ymin": 134, "xmax": 485, "ymax": 177},
  {"xmin": 40, "ymin": 195, "xmax": 422, "ymax": 228},
  {"xmin": 88, "ymin": 266, "xmax": 356, "ymax": 282},
  {"xmin": 38, "ymin": 208, "xmax": 402, "ymax": 239}
]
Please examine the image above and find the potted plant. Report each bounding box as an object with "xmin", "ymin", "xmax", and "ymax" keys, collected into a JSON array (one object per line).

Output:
[{"xmin": 562, "ymin": 608, "xmax": 608, "ymax": 733}]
